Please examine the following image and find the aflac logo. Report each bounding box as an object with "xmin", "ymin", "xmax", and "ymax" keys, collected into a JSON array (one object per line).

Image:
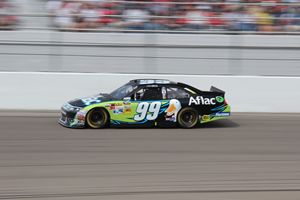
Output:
[
  {"xmin": 189, "ymin": 96, "xmax": 224, "ymax": 106},
  {"xmin": 189, "ymin": 96, "xmax": 217, "ymax": 106}
]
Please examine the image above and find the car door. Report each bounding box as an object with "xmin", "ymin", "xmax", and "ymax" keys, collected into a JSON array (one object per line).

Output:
[{"xmin": 128, "ymin": 85, "xmax": 167, "ymax": 127}]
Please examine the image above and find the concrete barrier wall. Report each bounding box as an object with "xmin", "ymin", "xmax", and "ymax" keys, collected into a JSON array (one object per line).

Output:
[
  {"xmin": 0, "ymin": 72, "xmax": 299, "ymax": 112},
  {"xmin": 0, "ymin": 31, "xmax": 300, "ymax": 76}
]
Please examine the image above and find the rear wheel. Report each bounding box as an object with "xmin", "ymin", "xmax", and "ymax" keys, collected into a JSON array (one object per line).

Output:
[
  {"xmin": 86, "ymin": 108, "xmax": 109, "ymax": 129},
  {"xmin": 177, "ymin": 107, "xmax": 199, "ymax": 128}
]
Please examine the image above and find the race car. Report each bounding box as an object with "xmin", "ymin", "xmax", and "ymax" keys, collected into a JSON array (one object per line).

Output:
[{"xmin": 59, "ymin": 79, "xmax": 230, "ymax": 129}]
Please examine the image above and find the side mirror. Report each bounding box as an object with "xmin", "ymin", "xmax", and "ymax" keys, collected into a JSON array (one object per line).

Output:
[{"xmin": 123, "ymin": 97, "xmax": 131, "ymax": 102}]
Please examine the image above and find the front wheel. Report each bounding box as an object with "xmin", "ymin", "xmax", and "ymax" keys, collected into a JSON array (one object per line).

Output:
[
  {"xmin": 86, "ymin": 108, "xmax": 109, "ymax": 129},
  {"xmin": 177, "ymin": 107, "xmax": 199, "ymax": 128}
]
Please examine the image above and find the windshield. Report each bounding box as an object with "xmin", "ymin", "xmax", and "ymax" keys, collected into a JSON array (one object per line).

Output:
[{"xmin": 110, "ymin": 83, "xmax": 136, "ymax": 99}]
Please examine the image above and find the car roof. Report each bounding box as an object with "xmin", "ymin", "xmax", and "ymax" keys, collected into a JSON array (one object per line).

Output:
[
  {"xmin": 128, "ymin": 79, "xmax": 202, "ymax": 93},
  {"xmin": 129, "ymin": 79, "xmax": 177, "ymax": 85}
]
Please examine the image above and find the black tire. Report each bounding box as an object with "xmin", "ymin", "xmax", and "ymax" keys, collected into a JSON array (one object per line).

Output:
[
  {"xmin": 86, "ymin": 108, "xmax": 109, "ymax": 129},
  {"xmin": 177, "ymin": 107, "xmax": 199, "ymax": 128}
]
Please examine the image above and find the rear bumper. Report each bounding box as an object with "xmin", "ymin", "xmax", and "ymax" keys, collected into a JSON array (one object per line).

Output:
[{"xmin": 200, "ymin": 104, "xmax": 231, "ymax": 124}]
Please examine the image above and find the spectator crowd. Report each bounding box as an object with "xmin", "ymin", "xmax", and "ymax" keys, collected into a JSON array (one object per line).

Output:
[
  {"xmin": 46, "ymin": 0, "xmax": 300, "ymax": 32},
  {"xmin": 0, "ymin": 0, "xmax": 19, "ymax": 29},
  {"xmin": 2, "ymin": 0, "xmax": 300, "ymax": 32}
]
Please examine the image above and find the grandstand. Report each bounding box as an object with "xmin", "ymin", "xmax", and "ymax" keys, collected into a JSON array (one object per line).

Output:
[{"xmin": 2, "ymin": 0, "xmax": 300, "ymax": 33}]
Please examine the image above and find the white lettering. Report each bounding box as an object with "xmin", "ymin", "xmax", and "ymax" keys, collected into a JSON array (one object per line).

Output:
[
  {"xmin": 188, "ymin": 96, "xmax": 216, "ymax": 106},
  {"xmin": 189, "ymin": 97, "xmax": 198, "ymax": 106},
  {"xmin": 215, "ymin": 112, "xmax": 230, "ymax": 117},
  {"xmin": 204, "ymin": 98, "xmax": 210, "ymax": 105}
]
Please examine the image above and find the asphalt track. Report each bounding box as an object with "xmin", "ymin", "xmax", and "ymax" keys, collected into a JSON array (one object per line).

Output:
[{"xmin": 0, "ymin": 112, "xmax": 300, "ymax": 200}]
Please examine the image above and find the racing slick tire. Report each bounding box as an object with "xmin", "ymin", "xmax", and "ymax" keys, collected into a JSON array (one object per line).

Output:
[
  {"xmin": 86, "ymin": 108, "xmax": 109, "ymax": 129},
  {"xmin": 177, "ymin": 107, "xmax": 199, "ymax": 128}
]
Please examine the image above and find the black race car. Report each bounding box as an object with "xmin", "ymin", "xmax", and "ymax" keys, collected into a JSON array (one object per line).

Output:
[{"xmin": 59, "ymin": 79, "xmax": 230, "ymax": 128}]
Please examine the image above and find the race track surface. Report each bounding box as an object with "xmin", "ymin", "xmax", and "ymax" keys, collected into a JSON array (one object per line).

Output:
[{"xmin": 0, "ymin": 112, "xmax": 300, "ymax": 200}]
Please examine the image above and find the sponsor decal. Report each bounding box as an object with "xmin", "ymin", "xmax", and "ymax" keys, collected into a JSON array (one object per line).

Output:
[
  {"xmin": 109, "ymin": 104, "xmax": 116, "ymax": 110},
  {"xmin": 139, "ymin": 79, "xmax": 170, "ymax": 84},
  {"xmin": 76, "ymin": 114, "xmax": 85, "ymax": 121},
  {"xmin": 113, "ymin": 108, "xmax": 124, "ymax": 114},
  {"xmin": 106, "ymin": 102, "xmax": 127, "ymax": 115},
  {"xmin": 214, "ymin": 112, "xmax": 230, "ymax": 117},
  {"xmin": 107, "ymin": 103, "xmax": 123, "ymax": 110},
  {"xmin": 166, "ymin": 115, "xmax": 176, "ymax": 122},
  {"xmin": 124, "ymin": 105, "xmax": 132, "ymax": 113},
  {"xmin": 124, "ymin": 101, "xmax": 131, "ymax": 105},
  {"xmin": 76, "ymin": 112, "xmax": 86, "ymax": 121},
  {"xmin": 202, "ymin": 115, "xmax": 210, "ymax": 121},
  {"xmin": 189, "ymin": 96, "xmax": 216, "ymax": 106},
  {"xmin": 77, "ymin": 121, "xmax": 85, "ymax": 126},
  {"xmin": 124, "ymin": 108, "xmax": 131, "ymax": 113},
  {"xmin": 165, "ymin": 99, "xmax": 181, "ymax": 122},
  {"xmin": 216, "ymin": 96, "xmax": 224, "ymax": 103},
  {"xmin": 70, "ymin": 119, "xmax": 85, "ymax": 126}
]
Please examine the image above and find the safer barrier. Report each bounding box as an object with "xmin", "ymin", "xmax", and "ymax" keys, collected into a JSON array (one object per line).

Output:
[{"xmin": 0, "ymin": 72, "xmax": 299, "ymax": 112}]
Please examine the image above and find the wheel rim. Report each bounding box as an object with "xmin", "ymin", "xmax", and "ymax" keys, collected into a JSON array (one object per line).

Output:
[
  {"xmin": 179, "ymin": 109, "xmax": 198, "ymax": 128},
  {"xmin": 182, "ymin": 111, "xmax": 196, "ymax": 124},
  {"xmin": 88, "ymin": 110, "xmax": 106, "ymax": 128}
]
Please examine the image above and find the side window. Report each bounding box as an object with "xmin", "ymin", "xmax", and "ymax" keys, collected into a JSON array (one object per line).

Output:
[
  {"xmin": 132, "ymin": 87, "xmax": 162, "ymax": 101},
  {"xmin": 167, "ymin": 87, "xmax": 191, "ymax": 99}
]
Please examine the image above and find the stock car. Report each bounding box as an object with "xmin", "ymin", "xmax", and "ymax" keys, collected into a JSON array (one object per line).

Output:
[{"xmin": 59, "ymin": 79, "xmax": 230, "ymax": 129}]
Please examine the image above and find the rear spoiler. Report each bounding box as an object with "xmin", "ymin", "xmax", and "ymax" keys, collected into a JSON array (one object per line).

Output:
[{"xmin": 210, "ymin": 86, "xmax": 225, "ymax": 94}]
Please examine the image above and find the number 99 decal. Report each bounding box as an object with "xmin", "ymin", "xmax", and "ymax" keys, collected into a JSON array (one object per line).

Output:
[{"xmin": 134, "ymin": 102, "xmax": 161, "ymax": 121}]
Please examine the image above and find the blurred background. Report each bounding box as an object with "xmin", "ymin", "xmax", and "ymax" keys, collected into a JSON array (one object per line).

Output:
[
  {"xmin": 2, "ymin": 0, "xmax": 300, "ymax": 32},
  {"xmin": 0, "ymin": 0, "xmax": 299, "ymax": 76}
]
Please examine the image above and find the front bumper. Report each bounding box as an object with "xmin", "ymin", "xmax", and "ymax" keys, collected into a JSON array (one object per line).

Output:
[{"xmin": 58, "ymin": 104, "xmax": 86, "ymax": 128}]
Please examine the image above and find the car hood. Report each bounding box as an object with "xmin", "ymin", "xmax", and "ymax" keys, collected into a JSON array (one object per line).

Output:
[{"xmin": 68, "ymin": 93, "xmax": 112, "ymax": 108}]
